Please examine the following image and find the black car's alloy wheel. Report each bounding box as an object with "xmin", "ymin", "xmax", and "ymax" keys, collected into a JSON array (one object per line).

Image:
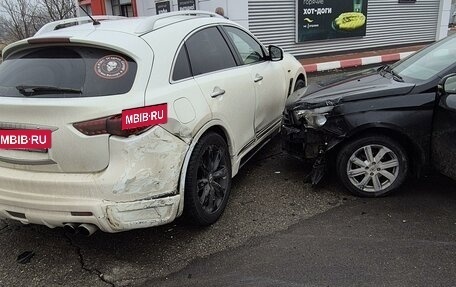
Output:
[
  {"xmin": 337, "ymin": 135, "xmax": 408, "ymax": 197},
  {"xmin": 184, "ymin": 132, "xmax": 232, "ymax": 225}
]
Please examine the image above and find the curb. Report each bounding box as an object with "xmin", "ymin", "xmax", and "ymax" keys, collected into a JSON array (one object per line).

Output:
[{"xmin": 303, "ymin": 51, "xmax": 416, "ymax": 73}]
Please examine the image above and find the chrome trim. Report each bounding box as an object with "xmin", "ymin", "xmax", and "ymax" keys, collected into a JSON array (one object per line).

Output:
[
  {"xmin": 237, "ymin": 138, "xmax": 256, "ymax": 156},
  {"xmin": 169, "ymin": 23, "xmax": 266, "ymax": 85},
  {"xmin": 0, "ymin": 122, "xmax": 58, "ymax": 131},
  {"xmin": 4, "ymin": 148, "xmax": 48, "ymax": 153},
  {"xmin": 256, "ymin": 117, "xmax": 282, "ymax": 139},
  {"xmin": 0, "ymin": 156, "xmax": 56, "ymax": 166},
  {"xmin": 237, "ymin": 118, "xmax": 281, "ymax": 157}
]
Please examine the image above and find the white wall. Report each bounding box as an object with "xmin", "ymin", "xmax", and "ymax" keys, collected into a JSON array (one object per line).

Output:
[
  {"xmin": 437, "ymin": 0, "xmax": 452, "ymax": 40},
  {"xmin": 451, "ymin": 4, "xmax": 456, "ymax": 24},
  {"xmin": 135, "ymin": 0, "xmax": 249, "ymax": 28},
  {"xmin": 226, "ymin": 0, "xmax": 248, "ymax": 28},
  {"xmin": 105, "ymin": 0, "xmax": 113, "ymax": 15},
  {"xmin": 198, "ymin": 0, "xmax": 227, "ymax": 16}
]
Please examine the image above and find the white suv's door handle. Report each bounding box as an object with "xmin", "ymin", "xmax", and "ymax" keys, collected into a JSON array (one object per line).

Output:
[
  {"xmin": 211, "ymin": 86, "xmax": 226, "ymax": 98},
  {"xmin": 254, "ymin": 74, "xmax": 264, "ymax": 83}
]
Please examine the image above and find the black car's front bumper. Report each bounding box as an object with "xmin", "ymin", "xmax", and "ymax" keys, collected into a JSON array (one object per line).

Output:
[
  {"xmin": 281, "ymin": 110, "xmax": 344, "ymax": 184},
  {"xmin": 281, "ymin": 124, "xmax": 327, "ymax": 160},
  {"xmin": 281, "ymin": 110, "xmax": 329, "ymax": 161}
]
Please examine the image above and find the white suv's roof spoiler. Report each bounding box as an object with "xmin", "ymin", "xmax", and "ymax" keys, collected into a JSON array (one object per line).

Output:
[{"xmin": 35, "ymin": 16, "xmax": 126, "ymax": 36}]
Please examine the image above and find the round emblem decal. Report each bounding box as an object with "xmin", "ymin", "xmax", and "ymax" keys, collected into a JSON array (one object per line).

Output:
[{"xmin": 94, "ymin": 55, "xmax": 128, "ymax": 79}]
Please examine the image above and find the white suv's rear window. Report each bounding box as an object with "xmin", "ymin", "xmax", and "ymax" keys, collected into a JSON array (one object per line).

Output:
[{"xmin": 0, "ymin": 46, "xmax": 137, "ymax": 98}]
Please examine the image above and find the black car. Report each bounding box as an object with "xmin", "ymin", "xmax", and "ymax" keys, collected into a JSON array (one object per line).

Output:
[{"xmin": 282, "ymin": 35, "xmax": 456, "ymax": 197}]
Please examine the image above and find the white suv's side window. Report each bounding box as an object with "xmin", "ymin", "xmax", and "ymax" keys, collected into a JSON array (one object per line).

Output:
[
  {"xmin": 224, "ymin": 26, "xmax": 265, "ymax": 65},
  {"xmin": 172, "ymin": 46, "xmax": 192, "ymax": 81},
  {"xmin": 185, "ymin": 27, "xmax": 237, "ymax": 76}
]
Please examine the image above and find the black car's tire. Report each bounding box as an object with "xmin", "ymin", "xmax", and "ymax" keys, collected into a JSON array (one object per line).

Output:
[
  {"xmin": 184, "ymin": 132, "xmax": 232, "ymax": 226},
  {"xmin": 336, "ymin": 135, "xmax": 408, "ymax": 197},
  {"xmin": 294, "ymin": 78, "xmax": 306, "ymax": 91}
]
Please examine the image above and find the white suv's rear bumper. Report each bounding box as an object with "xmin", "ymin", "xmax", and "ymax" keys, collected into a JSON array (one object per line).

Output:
[
  {"xmin": 0, "ymin": 126, "xmax": 189, "ymax": 232},
  {"xmin": 0, "ymin": 193, "xmax": 181, "ymax": 233}
]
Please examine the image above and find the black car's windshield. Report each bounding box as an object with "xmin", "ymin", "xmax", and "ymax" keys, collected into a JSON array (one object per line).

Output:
[{"xmin": 391, "ymin": 35, "xmax": 456, "ymax": 81}]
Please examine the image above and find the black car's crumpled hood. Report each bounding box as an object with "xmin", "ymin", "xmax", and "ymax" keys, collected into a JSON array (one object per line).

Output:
[{"xmin": 287, "ymin": 69, "xmax": 416, "ymax": 110}]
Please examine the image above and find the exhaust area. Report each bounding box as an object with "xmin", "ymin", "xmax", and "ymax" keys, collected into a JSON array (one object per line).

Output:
[
  {"xmin": 63, "ymin": 223, "xmax": 79, "ymax": 235},
  {"xmin": 77, "ymin": 223, "xmax": 98, "ymax": 236}
]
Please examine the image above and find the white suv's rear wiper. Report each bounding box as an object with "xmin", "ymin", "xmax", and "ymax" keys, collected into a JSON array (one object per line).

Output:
[{"xmin": 16, "ymin": 85, "xmax": 82, "ymax": 97}]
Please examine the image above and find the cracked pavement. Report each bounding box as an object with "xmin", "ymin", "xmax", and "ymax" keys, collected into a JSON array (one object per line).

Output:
[
  {"xmin": 0, "ymin": 136, "xmax": 347, "ymax": 287},
  {"xmin": 64, "ymin": 233, "xmax": 116, "ymax": 287},
  {"xmin": 2, "ymin": 67, "xmax": 454, "ymax": 286},
  {"xmin": 0, "ymin": 220, "xmax": 8, "ymax": 232}
]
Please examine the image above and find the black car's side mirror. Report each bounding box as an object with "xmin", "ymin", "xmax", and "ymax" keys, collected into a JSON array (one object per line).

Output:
[
  {"xmin": 438, "ymin": 74, "xmax": 456, "ymax": 111},
  {"xmin": 439, "ymin": 73, "xmax": 456, "ymax": 95},
  {"xmin": 268, "ymin": 45, "xmax": 283, "ymax": 61}
]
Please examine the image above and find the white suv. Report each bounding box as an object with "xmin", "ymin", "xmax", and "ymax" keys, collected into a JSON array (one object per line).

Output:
[{"xmin": 0, "ymin": 12, "xmax": 306, "ymax": 234}]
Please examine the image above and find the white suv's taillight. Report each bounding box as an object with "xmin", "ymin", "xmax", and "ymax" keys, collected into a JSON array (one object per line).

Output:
[{"xmin": 73, "ymin": 115, "xmax": 151, "ymax": 137}]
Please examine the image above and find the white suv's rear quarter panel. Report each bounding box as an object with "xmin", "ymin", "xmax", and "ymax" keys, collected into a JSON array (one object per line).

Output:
[
  {"xmin": 0, "ymin": 31, "xmax": 155, "ymax": 173},
  {"xmin": 141, "ymin": 21, "xmax": 216, "ymax": 142},
  {"xmin": 0, "ymin": 28, "xmax": 192, "ymax": 231}
]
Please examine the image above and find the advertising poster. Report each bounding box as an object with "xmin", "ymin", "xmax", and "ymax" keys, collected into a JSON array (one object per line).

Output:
[
  {"xmin": 178, "ymin": 0, "xmax": 196, "ymax": 11},
  {"xmin": 155, "ymin": 1, "xmax": 171, "ymax": 14},
  {"xmin": 296, "ymin": 0, "xmax": 368, "ymax": 42}
]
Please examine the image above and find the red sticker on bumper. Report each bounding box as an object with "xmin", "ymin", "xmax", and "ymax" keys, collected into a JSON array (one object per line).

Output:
[
  {"xmin": 122, "ymin": 104, "xmax": 168, "ymax": 130},
  {"xmin": 0, "ymin": 130, "xmax": 52, "ymax": 149}
]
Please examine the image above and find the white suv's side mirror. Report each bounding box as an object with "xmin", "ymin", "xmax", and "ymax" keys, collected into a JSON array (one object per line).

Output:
[{"xmin": 268, "ymin": 45, "xmax": 283, "ymax": 61}]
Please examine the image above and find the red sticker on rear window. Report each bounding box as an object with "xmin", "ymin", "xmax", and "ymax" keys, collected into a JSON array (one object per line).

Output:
[
  {"xmin": 122, "ymin": 104, "xmax": 168, "ymax": 130},
  {"xmin": 94, "ymin": 55, "xmax": 129, "ymax": 79}
]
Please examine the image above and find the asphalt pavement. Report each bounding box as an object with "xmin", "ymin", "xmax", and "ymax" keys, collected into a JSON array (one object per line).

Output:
[
  {"xmin": 151, "ymin": 66, "xmax": 456, "ymax": 286},
  {"xmin": 0, "ymin": 135, "xmax": 346, "ymax": 287},
  {"xmin": 155, "ymin": 174, "xmax": 456, "ymax": 287},
  {"xmin": 0, "ymin": 67, "xmax": 455, "ymax": 287}
]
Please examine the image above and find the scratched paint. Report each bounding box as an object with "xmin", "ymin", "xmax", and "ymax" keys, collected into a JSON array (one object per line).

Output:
[{"xmin": 112, "ymin": 127, "xmax": 188, "ymax": 197}]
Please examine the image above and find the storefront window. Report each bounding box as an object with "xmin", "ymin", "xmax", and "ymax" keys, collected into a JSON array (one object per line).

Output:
[{"xmin": 112, "ymin": 0, "xmax": 133, "ymax": 17}]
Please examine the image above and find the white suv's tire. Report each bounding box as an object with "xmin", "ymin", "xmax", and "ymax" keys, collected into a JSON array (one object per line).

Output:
[
  {"xmin": 294, "ymin": 78, "xmax": 306, "ymax": 92},
  {"xmin": 184, "ymin": 132, "xmax": 232, "ymax": 225}
]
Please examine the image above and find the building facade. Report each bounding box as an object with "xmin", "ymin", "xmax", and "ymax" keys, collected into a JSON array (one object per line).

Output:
[
  {"xmin": 77, "ymin": 0, "xmax": 452, "ymax": 58},
  {"xmin": 77, "ymin": 0, "xmax": 138, "ymax": 17}
]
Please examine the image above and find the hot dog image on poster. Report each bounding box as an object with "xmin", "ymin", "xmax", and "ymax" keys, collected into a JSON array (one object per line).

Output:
[{"xmin": 296, "ymin": 0, "xmax": 368, "ymax": 42}]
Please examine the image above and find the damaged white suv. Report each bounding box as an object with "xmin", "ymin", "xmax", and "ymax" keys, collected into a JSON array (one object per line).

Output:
[{"xmin": 0, "ymin": 12, "xmax": 306, "ymax": 234}]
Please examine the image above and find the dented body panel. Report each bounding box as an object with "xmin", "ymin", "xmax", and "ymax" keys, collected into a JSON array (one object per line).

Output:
[
  {"xmin": 0, "ymin": 126, "xmax": 188, "ymax": 232},
  {"xmin": 282, "ymin": 68, "xmax": 443, "ymax": 183},
  {"xmin": 432, "ymin": 92, "xmax": 456, "ymax": 180},
  {"xmin": 0, "ymin": 14, "xmax": 306, "ymax": 233}
]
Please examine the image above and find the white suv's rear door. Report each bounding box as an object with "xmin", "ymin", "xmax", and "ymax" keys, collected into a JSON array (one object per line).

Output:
[
  {"xmin": 182, "ymin": 26, "xmax": 256, "ymax": 156},
  {"xmin": 222, "ymin": 26, "xmax": 287, "ymax": 138}
]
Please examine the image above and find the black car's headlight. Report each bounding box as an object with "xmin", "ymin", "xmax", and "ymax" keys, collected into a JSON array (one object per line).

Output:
[{"xmin": 293, "ymin": 106, "xmax": 334, "ymax": 128}]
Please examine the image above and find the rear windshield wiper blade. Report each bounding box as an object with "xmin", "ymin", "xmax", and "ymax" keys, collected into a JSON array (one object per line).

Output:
[
  {"xmin": 16, "ymin": 85, "xmax": 82, "ymax": 97},
  {"xmin": 380, "ymin": 65, "xmax": 404, "ymax": 82}
]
